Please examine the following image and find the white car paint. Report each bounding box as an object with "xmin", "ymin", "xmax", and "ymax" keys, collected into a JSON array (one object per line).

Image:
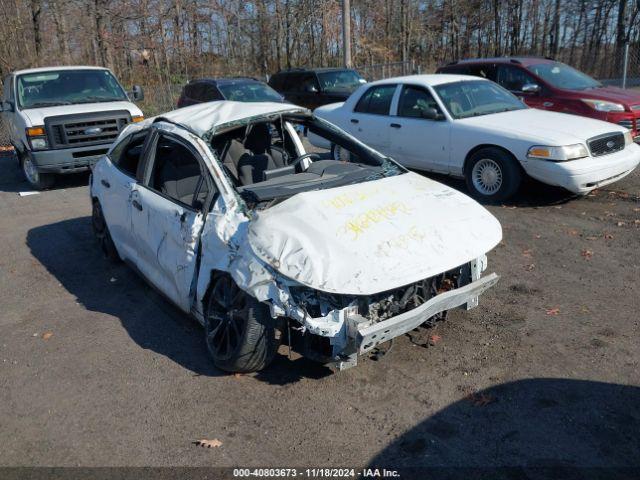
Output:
[
  {"xmin": 313, "ymin": 74, "xmax": 640, "ymax": 194},
  {"xmin": 90, "ymin": 101, "xmax": 502, "ymax": 368}
]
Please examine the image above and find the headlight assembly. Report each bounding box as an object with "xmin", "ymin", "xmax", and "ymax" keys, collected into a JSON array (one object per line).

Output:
[
  {"xmin": 527, "ymin": 144, "xmax": 589, "ymax": 161},
  {"xmin": 582, "ymin": 99, "xmax": 625, "ymax": 112}
]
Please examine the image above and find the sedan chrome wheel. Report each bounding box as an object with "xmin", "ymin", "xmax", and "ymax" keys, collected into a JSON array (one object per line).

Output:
[
  {"xmin": 205, "ymin": 276, "xmax": 247, "ymax": 361},
  {"xmin": 472, "ymin": 158, "xmax": 503, "ymax": 195}
]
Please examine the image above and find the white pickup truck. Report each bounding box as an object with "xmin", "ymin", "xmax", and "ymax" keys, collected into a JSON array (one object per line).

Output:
[{"xmin": 1, "ymin": 66, "xmax": 144, "ymax": 189}]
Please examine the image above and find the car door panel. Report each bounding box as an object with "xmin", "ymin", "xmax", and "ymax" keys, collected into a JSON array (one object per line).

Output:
[
  {"xmin": 388, "ymin": 85, "xmax": 450, "ymax": 172},
  {"xmin": 130, "ymin": 186, "xmax": 204, "ymax": 311},
  {"xmin": 348, "ymin": 84, "xmax": 398, "ymax": 155},
  {"xmin": 99, "ymin": 162, "xmax": 137, "ymax": 260}
]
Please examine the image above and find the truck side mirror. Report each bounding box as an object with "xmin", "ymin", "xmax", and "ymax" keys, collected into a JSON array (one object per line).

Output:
[
  {"xmin": 306, "ymin": 84, "xmax": 319, "ymax": 94},
  {"xmin": 130, "ymin": 85, "xmax": 144, "ymax": 101},
  {"xmin": 0, "ymin": 100, "xmax": 14, "ymax": 112},
  {"xmin": 521, "ymin": 83, "xmax": 541, "ymax": 94}
]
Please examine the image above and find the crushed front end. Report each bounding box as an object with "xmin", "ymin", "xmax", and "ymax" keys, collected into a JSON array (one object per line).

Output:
[{"xmin": 286, "ymin": 256, "xmax": 498, "ymax": 370}]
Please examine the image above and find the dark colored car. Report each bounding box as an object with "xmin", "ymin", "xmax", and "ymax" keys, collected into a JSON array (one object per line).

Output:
[
  {"xmin": 177, "ymin": 77, "xmax": 284, "ymax": 108},
  {"xmin": 437, "ymin": 57, "xmax": 640, "ymax": 140},
  {"xmin": 268, "ymin": 68, "xmax": 366, "ymax": 110}
]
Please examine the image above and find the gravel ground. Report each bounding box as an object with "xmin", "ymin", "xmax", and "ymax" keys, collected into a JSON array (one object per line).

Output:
[{"xmin": 0, "ymin": 151, "xmax": 638, "ymax": 478}]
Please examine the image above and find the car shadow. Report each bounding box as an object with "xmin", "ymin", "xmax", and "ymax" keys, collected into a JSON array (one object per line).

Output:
[
  {"xmin": 415, "ymin": 170, "xmax": 579, "ymax": 208},
  {"xmin": 367, "ymin": 378, "xmax": 640, "ymax": 480},
  {"xmin": 0, "ymin": 151, "xmax": 90, "ymax": 193},
  {"xmin": 26, "ymin": 216, "xmax": 331, "ymax": 381}
]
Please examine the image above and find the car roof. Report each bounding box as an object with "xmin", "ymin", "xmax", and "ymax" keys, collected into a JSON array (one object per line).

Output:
[
  {"xmin": 274, "ymin": 67, "xmax": 358, "ymax": 75},
  {"xmin": 367, "ymin": 74, "xmax": 487, "ymax": 87},
  {"xmin": 154, "ymin": 100, "xmax": 307, "ymax": 139},
  {"xmin": 12, "ymin": 65, "xmax": 111, "ymax": 76},
  {"xmin": 188, "ymin": 77, "xmax": 262, "ymax": 86},
  {"xmin": 444, "ymin": 56, "xmax": 556, "ymax": 67}
]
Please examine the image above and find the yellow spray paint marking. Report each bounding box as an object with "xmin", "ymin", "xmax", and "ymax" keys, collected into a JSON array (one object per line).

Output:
[
  {"xmin": 339, "ymin": 201, "xmax": 413, "ymax": 240},
  {"xmin": 375, "ymin": 226, "xmax": 426, "ymax": 257},
  {"xmin": 323, "ymin": 186, "xmax": 383, "ymax": 210}
]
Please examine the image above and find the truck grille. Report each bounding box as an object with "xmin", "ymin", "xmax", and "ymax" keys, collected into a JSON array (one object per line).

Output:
[
  {"xmin": 45, "ymin": 110, "xmax": 131, "ymax": 149},
  {"xmin": 587, "ymin": 132, "xmax": 625, "ymax": 157}
]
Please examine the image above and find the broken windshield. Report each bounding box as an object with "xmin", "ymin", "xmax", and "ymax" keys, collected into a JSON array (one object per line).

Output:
[{"xmin": 210, "ymin": 114, "xmax": 405, "ymax": 206}]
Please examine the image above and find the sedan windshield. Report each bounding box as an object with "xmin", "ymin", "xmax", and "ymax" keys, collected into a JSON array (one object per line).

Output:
[
  {"xmin": 528, "ymin": 62, "xmax": 602, "ymax": 90},
  {"xmin": 317, "ymin": 70, "xmax": 365, "ymax": 93},
  {"xmin": 434, "ymin": 80, "xmax": 526, "ymax": 119},
  {"xmin": 17, "ymin": 69, "xmax": 127, "ymax": 109},
  {"xmin": 217, "ymin": 82, "xmax": 284, "ymax": 102}
]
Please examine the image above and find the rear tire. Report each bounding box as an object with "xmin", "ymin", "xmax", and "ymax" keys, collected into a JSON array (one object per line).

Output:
[
  {"xmin": 464, "ymin": 147, "xmax": 522, "ymax": 202},
  {"xmin": 205, "ymin": 274, "xmax": 278, "ymax": 373},
  {"xmin": 92, "ymin": 200, "xmax": 120, "ymax": 262},
  {"xmin": 20, "ymin": 151, "xmax": 54, "ymax": 190}
]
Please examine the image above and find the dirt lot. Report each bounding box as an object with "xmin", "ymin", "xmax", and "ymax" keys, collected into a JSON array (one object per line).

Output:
[{"xmin": 0, "ymin": 150, "xmax": 639, "ymax": 477}]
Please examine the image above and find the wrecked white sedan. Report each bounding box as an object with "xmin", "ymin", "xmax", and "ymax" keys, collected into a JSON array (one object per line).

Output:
[{"xmin": 90, "ymin": 101, "xmax": 502, "ymax": 372}]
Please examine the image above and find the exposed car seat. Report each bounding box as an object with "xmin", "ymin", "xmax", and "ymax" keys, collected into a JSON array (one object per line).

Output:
[
  {"xmin": 237, "ymin": 123, "xmax": 288, "ymax": 185},
  {"xmin": 154, "ymin": 141, "xmax": 207, "ymax": 206}
]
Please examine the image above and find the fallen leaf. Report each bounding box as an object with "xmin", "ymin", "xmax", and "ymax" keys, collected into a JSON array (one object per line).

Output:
[
  {"xmin": 193, "ymin": 438, "xmax": 222, "ymax": 448},
  {"xmin": 585, "ymin": 236, "xmax": 599, "ymax": 240},
  {"xmin": 428, "ymin": 335, "xmax": 442, "ymax": 345},
  {"xmin": 581, "ymin": 249, "xmax": 593, "ymax": 260},
  {"xmin": 534, "ymin": 234, "xmax": 541, "ymax": 239},
  {"xmin": 545, "ymin": 308, "xmax": 560, "ymax": 316},
  {"xmin": 634, "ymin": 208, "xmax": 640, "ymax": 213},
  {"xmin": 233, "ymin": 373, "xmax": 244, "ymax": 379},
  {"xmin": 522, "ymin": 249, "xmax": 533, "ymax": 257},
  {"xmin": 616, "ymin": 221, "xmax": 626, "ymax": 227},
  {"xmin": 567, "ymin": 229, "xmax": 579, "ymax": 236},
  {"xmin": 604, "ymin": 233, "xmax": 614, "ymax": 240},
  {"xmin": 524, "ymin": 263, "xmax": 535, "ymax": 271},
  {"xmin": 42, "ymin": 332, "xmax": 53, "ymax": 340},
  {"xmin": 0, "ymin": 145, "xmax": 14, "ymax": 152}
]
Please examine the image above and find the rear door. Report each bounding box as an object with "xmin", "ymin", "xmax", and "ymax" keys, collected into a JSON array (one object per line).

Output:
[
  {"xmin": 130, "ymin": 130, "xmax": 215, "ymax": 311},
  {"xmin": 346, "ymin": 84, "xmax": 398, "ymax": 155},
  {"xmin": 99, "ymin": 129, "xmax": 151, "ymax": 261},
  {"xmin": 387, "ymin": 84, "xmax": 450, "ymax": 172}
]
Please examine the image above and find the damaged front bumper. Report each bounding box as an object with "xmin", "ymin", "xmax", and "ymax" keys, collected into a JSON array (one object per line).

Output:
[{"xmin": 354, "ymin": 273, "xmax": 499, "ymax": 355}]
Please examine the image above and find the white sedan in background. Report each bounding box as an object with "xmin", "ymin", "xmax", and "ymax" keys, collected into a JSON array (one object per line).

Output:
[{"xmin": 312, "ymin": 74, "xmax": 640, "ymax": 201}]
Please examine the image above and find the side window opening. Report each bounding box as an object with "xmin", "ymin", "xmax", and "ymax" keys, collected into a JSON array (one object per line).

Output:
[
  {"xmin": 148, "ymin": 135, "xmax": 213, "ymax": 209},
  {"xmin": 496, "ymin": 65, "xmax": 536, "ymax": 92},
  {"xmin": 397, "ymin": 85, "xmax": 441, "ymax": 118},
  {"xmin": 109, "ymin": 130, "xmax": 148, "ymax": 178},
  {"xmin": 354, "ymin": 85, "xmax": 396, "ymax": 115}
]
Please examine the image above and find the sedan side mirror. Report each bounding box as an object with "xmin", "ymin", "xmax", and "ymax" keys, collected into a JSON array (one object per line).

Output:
[
  {"xmin": 129, "ymin": 85, "xmax": 144, "ymax": 101},
  {"xmin": 521, "ymin": 83, "xmax": 541, "ymax": 94},
  {"xmin": 421, "ymin": 107, "xmax": 442, "ymax": 120}
]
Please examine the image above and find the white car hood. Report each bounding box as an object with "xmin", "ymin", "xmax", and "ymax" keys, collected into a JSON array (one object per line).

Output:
[
  {"xmin": 459, "ymin": 108, "xmax": 626, "ymax": 144},
  {"xmin": 248, "ymin": 172, "xmax": 502, "ymax": 295},
  {"xmin": 22, "ymin": 101, "xmax": 142, "ymax": 125}
]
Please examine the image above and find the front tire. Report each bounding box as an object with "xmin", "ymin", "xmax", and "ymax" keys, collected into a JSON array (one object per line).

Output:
[
  {"xmin": 465, "ymin": 147, "xmax": 522, "ymax": 202},
  {"xmin": 20, "ymin": 151, "xmax": 54, "ymax": 190},
  {"xmin": 205, "ymin": 274, "xmax": 278, "ymax": 373},
  {"xmin": 92, "ymin": 200, "xmax": 120, "ymax": 262}
]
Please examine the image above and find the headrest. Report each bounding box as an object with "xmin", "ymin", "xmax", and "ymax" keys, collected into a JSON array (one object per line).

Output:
[{"xmin": 244, "ymin": 123, "xmax": 271, "ymax": 154}]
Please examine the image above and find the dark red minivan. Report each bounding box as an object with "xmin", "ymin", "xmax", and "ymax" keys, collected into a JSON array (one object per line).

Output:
[{"xmin": 437, "ymin": 57, "xmax": 640, "ymax": 140}]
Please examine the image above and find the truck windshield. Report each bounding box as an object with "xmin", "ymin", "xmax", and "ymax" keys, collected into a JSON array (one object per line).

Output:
[
  {"xmin": 529, "ymin": 62, "xmax": 602, "ymax": 90},
  {"xmin": 17, "ymin": 69, "xmax": 128, "ymax": 109},
  {"xmin": 317, "ymin": 70, "xmax": 365, "ymax": 93}
]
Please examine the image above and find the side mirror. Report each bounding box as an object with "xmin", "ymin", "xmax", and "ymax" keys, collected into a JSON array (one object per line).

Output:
[
  {"xmin": 421, "ymin": 107, "xmax": 442, "ymax": 120},
  {"xmin": 521, "ymin": 83, "xmax": 541, "ymax": 94},
  {"xmin": 129, "ymin": 85, "xmax": 144, "ymax": 101},
  {"xmin": 0, "ymin": 100, "xmax": 14, "ymax": 112},
  {"xmin": 306, "ymin": 84, "xmax": 319, "ymax": 94}
]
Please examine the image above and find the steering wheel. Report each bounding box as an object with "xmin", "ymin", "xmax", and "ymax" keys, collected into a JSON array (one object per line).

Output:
[{"xmin": 289, "ymin": 152, "xmax": 321, "ymax": 169}]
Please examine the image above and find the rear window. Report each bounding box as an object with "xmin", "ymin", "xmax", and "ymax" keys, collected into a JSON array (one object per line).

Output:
[{"xmin": 354, "ymin": 84, "xmax": 396, "ymax": 115}]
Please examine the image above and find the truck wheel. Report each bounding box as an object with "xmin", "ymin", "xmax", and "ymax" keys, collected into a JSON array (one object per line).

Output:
[
  {"xmin": 20, "ymin": 151, "xmax": 54, "ymax": 190},
  {"xmin": 465, "ymin": 147, "xmax": 521, "ymax": 202},
  {"xmin": 204, "ymin": 274, "xmax": 278, "ymax": 373},
  {"xmin": 91, "ymin": 200, "xmax": 120, "ymax": 262}
]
